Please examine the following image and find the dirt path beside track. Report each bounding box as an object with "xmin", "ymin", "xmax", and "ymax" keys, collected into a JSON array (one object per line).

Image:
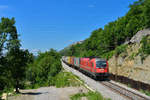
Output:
[{"xmin": 8, "ymin": 86, "xmax": 88, "ymax": 100}]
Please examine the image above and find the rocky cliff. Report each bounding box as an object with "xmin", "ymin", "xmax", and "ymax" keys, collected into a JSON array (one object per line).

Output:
[{"xmin": 109, "ymin": 29, "xmax": 150, "ymax": 84}]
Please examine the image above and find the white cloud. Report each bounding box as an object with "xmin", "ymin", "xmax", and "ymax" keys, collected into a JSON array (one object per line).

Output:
[
  {"xmin": 88, "ymin": 4, "xmax": 95, "ymax": 8},
  {"xmin": 20, "ymin": 48, "xmax": 40, "ymax": 56},
  {"xmin": 30, "ymin": 49, "xmax": 40, "ymax": 56}
]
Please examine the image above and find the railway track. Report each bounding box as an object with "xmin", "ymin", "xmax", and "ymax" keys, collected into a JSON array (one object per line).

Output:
[
  {"xmin": 62, "ymin": 60, "xmax": 150, "ymax": 100},
  {"xmin": 100, "ymin": 81, "xmax": 150, "ymax": 100}
]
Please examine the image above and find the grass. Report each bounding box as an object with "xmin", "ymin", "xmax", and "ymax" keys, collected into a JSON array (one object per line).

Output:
[
  {"xmin": 55, "ymin": 71, "xmax": 111, "ymax": 100},
  {"xmin": 70, "ymin": 91, "xmax": 111, "ymax": 100},
  {"xmin": 54, "ymin": 70, "xmax": 110, "ymax": 100},
  {"xmin": 53, "ymin": 71, "xmax": 82, "ymax": 88},
  {"xmin": 140, "ymin": 89, "xmax": 150, "ymax": 96},
  {"xmin": 24, "ymin": 70, "xmax": 83, "ymax": 89}
]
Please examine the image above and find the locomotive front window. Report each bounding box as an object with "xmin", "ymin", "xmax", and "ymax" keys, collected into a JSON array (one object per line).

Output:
[{"xmin": 96, "ymin": 61, "xmax": 107, "ymax": 68}]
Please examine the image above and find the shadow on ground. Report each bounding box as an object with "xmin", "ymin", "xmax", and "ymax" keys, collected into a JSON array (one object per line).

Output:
[{"xmin": 21, "ymin": 92, "xmax": 43, "ymax": 95}]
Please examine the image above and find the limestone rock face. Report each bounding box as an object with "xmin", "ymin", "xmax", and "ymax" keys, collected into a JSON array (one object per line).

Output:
[
  {"xmin": 108, "ymin": 29, "xmax": 150, "ymax": 84},
  {"xmin": 130, "ymin": 29, "xmax": 150, "ymax": 44},
  {"xmin": 109, "ymin": 50, "xmax": 150, "ymax": 84}
]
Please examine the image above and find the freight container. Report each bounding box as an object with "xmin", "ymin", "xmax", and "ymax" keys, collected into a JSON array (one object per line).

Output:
[
  {"xmin": 74, "ymin": 57, "xmax": 80, "ymax": 67},
  {"xmin": 70, "ymin": 57, "xmax": 74, "ymax": 65}
]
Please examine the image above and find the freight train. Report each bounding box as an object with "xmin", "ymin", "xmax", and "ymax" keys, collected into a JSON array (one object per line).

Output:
[{"xmin": 62, "ymin": 56, "xmax": 109, "ymax": 80}]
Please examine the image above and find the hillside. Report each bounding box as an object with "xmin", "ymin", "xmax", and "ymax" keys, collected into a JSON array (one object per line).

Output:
[{"xmin": 60, "ymin": 0, "xmax": 150, "ymax": 84}]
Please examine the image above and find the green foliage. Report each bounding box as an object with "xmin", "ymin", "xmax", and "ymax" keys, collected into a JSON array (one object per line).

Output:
[
  {"xmin": 139, "ymin": 36, "xmax": 150, "ymax": 55},
  {"xmin": 0, "ymin": 57, "xmax": 13, "ymax": 93},
  {"xmin": 70, "ymin": 91, "xmax": 110, "ymax": 100},
  {"xmin": 6, "ymin": 49, "xmax": 33, "ymax": 92},
  {"xmin": 0, "ymin": 17, "xmax": 20, "ymax": 55},
  {"xmin": 138, "ymin": 35, "xmax": 150, "ymax": 61},
  {"xmin": 27, "ymin": 49, "xmax": 62, "ymax": 88},
  {"xmin": 0, "ymin": 17, "xmax": 27, "ymax": 95},
  {"xmin": 101, "ymin": 50, "xmax": 115, "ymax": 60},
  {"xmin": 53, "ymin": 71, "xmax": 82, "ymax": 88},
  {"xmin": 129, "ymin": 52, "xmax": 138, "ymax": 60},
  {"xmin": 59, "ymin": 46, "xmax": 71, "ymax": 56},
  {"xmin": 0, "ymin": 17, "xmax": 33, "ymax": 96},
  {"xmin": 140, "ymin": 89, "xmax": 150, "ymax": 96},
  {"xmin": 115, "ymin": 45, "xmax": 127, "ymax": 56}
]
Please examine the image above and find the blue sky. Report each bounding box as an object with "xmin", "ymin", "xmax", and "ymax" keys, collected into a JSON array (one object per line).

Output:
[{"xmin": 0, "ymin": 0, "xmax": 137, "ymax": 54}]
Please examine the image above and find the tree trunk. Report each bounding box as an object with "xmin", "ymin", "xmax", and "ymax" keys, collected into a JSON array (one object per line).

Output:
[{"xmin": 15, "ymin": 80, "xmax": 19, "ymax": 93}]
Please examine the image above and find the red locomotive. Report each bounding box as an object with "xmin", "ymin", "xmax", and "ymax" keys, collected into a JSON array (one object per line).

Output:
[{"xmin": 62, "ymin": 56, "xmax": 109, "ymax": 79}]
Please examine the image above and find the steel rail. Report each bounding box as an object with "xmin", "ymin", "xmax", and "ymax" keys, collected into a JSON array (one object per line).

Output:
[{"xmin": 100, "ymin": 81, "xmax": 150, "ymax": 100}]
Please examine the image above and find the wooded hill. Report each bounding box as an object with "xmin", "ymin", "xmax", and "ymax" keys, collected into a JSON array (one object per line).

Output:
[{"xmin": 60, "ymin": 0, "xmax": 150, "ymax": 59}]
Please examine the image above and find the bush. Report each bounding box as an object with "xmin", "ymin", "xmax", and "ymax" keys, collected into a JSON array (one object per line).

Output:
[
  {"xmin": 102, "ymin": 50, "xmax": 115, "ymax": 60},
  {"xmin": 138, "ymin": 36, "xmax": 150, "ymax": 61},
  {"xmin": 115, "ymin": 45, "xmax": 127, "ymax": 56},
  {"xmin": 27, "ymin": 49, "xmax": 62, "ymax": 88},
  {"xmin": 129, "ymin": 53, "xmax": 138, "ymax": 60},
  {"xmin": 139, "ymin": 36, "xmax": 150, "ymax": 55}
]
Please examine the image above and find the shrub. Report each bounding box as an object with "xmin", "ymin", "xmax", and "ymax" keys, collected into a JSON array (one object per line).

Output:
[
  {"xmin": 139, "ymin": 36, "xmax": 150, "ymax": 55},
  {"xmin": 115, "ymin": 45, "xmax": 127, "ymax": 56},
  {"xmin": 101, "ymin": 50, "xmax": 115, "ymax": 60},
  {"xmin": 27, "ymin": 49, "xmax": 62, "ymax": 88},
  {"xmin": 139, "ymin": 36, "xmax": 150, "ymax": 61},
  {"xmin": 129, "ymin": 53, "xmax": 138, "ymax": 60}
]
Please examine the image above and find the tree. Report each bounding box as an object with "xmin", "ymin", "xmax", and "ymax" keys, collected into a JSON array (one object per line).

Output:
[
  {"xmin": 0, "ymin": 17, "xmax": 20, "ymax": 93},
  {"xmin": 6, "ymin": 49, "xmax": 33, "ymax": 93},
  {"xmin": 28, "ymin": 49, "xmax": 62, "ymax": 87},
  {"xmin": 143, "ymin": 0, "xmax": 150, "ymax": 28},
  {"xmin": 0, "ymin": 17, "xmax": 33, "ymax": 94}
]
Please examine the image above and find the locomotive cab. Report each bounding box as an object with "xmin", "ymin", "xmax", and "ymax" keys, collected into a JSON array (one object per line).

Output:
[{"xmin": 94, "ymin": 58, "xmax": 109, "ymax": 78}]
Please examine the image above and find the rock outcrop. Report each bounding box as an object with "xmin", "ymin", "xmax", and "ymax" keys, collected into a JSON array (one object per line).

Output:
[
  {"xmin": 109, "ymin": 29, "xmax": 150, "ymax": 84},
  {"xmin": 130, "ymin": 28, "xmax": 150, "ymax": 44}
]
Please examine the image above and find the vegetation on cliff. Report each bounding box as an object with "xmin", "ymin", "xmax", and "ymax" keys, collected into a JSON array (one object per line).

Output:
[{"xmin": 139, "ymin": 36, "xmax": 150, "ymax": 61}]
